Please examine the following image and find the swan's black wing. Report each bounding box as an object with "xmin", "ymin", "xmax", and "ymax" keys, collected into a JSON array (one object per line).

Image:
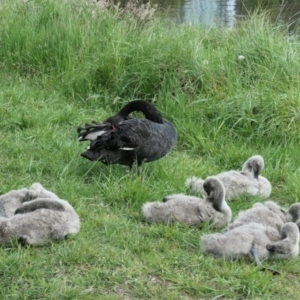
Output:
[
  {"xmin": 87, "ymin": 118, "xmax": 177, "ymax": 162},
  {"xmin": 77, "ymin": 115, "xmax": 134, "ymax": 142},
  {"xmin": 90, "ymin": 120, "xmax": 152, "ymax": 150},
  {"xmin": 77, "ymin": 122, "xmax": 112, "ymax": 141}
]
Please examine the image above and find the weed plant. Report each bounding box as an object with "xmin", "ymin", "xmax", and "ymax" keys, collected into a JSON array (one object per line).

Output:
[{"xmin": 0, "ymin": 0, "xmax": 300, "ymax": 299}]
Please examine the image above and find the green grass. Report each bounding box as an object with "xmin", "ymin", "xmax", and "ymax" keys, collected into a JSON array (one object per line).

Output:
[{"xmin": 1, "ymin": 0, "xmax": 300, "ymax": 299}]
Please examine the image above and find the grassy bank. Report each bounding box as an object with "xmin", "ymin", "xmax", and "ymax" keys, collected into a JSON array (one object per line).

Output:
[{"xmin": 1, "ymin": 0, "xmax": 300, "ymax": 299}]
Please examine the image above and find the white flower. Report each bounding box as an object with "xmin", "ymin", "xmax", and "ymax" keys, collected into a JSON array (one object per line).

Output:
[
  {"xmin": 203, "ymin": 60, "xmax": 209, "ymax": 65},
  {"xmin": 238, "ymin": 55, "xmax": 245, "ymax": 61}
]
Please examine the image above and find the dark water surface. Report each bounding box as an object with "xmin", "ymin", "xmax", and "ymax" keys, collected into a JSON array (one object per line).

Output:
[{"xmin": 152, "ymin": 0, "xmax": 300, "ymax": 29}]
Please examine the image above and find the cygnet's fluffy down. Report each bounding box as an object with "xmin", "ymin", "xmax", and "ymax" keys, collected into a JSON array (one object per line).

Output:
[
  {"xmin": 0, "ymin": 188, "xmax": 32, "ymax": 218},
  {"xmin": 201, "ymin": 222, "xmax": 299, "ymax": 262},
  {"xmin": 142, "ymin": 176, "xmax": 232, "ymax": 228},
  {"xmin": 0, "ymin": 182, "xmax": 60, "ymax": 218},
  {"xmin": 0, "ymin": 183, "xmax": 80, "ymax": 245},
  {"xmin": 227, "ymin": 201, "xmax": 291, "ymax": 232},
  {"xmin": 185, "ymin": 155, "xmax": 272, "ymax": 201}
]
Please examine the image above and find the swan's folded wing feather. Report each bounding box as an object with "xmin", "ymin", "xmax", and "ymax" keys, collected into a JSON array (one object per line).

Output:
[
  {"xmin": 90, "ymin": 120, "xmax": 152, "ymax": 150},
  {"xmin": 77, "ymin": 122, "xmax": 112, "ymax": 141}
]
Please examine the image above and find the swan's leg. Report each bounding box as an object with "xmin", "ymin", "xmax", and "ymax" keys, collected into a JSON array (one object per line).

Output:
[
  {"xmin": 138, "ymin": 165, "xmax": 143, "ymax": 175},
  {"xmin": 132, "ymin": 161, "xmax": 141, "ymax": 175},
  {"xmin": 137, "ymin": 159, "xmax": 146, "ymax": 175},
  {"xmin": 250, "ymin": 244, "xmax": 262, "ymax": 266},
  {"xmin": 251, "ymin": 244, "xmax": 281, "ymax": 275}
]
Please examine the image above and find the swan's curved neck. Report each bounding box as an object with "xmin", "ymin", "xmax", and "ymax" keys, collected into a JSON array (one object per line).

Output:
[
  {"xmin": 118, "ymin": 100, "xmax": 163, "ymax": 123},
  {"xmin": 212, "ymin": 194, "xmax": 226, "ymax": 212}
]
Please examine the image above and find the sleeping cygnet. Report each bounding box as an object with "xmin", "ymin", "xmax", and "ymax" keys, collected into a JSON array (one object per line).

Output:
[
  {"xmin": 201, "ymin": 222, "xmax": 299, "ymax": 265},
  {"xmin": 142, "ymin": 176, "xmax": 232, "ymax": 228},
  {"xmin": 185, "ymin": 155, "xmax": 272, "ymax": 201},
  {"xmin": 0, "ymin": 183, "xmax": 80, "ymax": 245}
]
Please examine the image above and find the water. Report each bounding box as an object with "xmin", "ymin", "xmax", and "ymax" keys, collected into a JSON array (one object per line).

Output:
[{"xmin": 153, "ymin": 0, "xmax": 300, "ymax": 29}]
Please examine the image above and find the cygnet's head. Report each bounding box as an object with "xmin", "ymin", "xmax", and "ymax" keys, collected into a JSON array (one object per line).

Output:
[
  {"xmin": 242, "ymin": 155, "xmax": 264, "ymax": 179},
  {"xmin": 280, "ymin": 222, "xmax": 299, "ymax": 242},
  {"xmin": 203, "ymin": 176, "xmax": 226, "ymax": 211},
  {"xmin": 288, "ymin": 203, "xmax": 300, "ymax": 223}
]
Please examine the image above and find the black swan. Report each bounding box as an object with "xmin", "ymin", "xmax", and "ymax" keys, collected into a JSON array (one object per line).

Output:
[
  {"xmin": 77, "ymin": 99, "xmax": 163, "ymax": 141},
  {"xmin": 78, "ymin": 100, "xmax": 177, "ymax": 174}
]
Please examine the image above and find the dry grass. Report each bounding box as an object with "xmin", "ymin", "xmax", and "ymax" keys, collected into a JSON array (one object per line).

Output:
[{"xmin": 97, "ymin": 0, "xmax": 157, "ymax": 26}]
